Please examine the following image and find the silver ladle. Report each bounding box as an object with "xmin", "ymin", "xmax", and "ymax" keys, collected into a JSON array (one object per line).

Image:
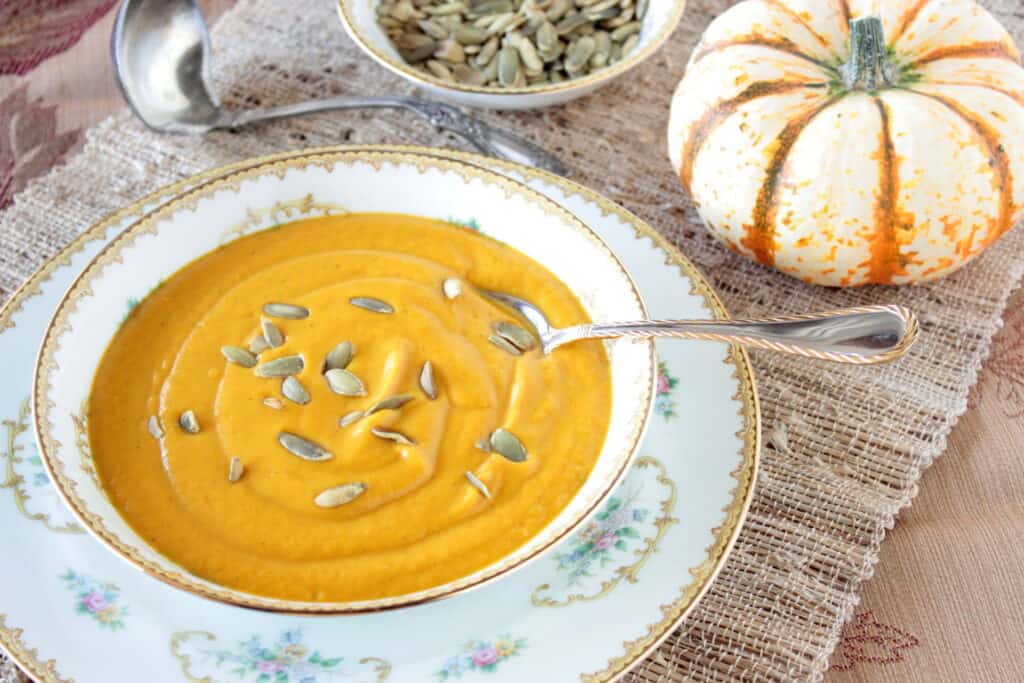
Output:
[
  {"xmin": 110, "ymin": 0, "xmax": 568, "ymax": 175},
  {"xmin": 484, "ymin": 291, "xmax": 918, "ymax": 364}
]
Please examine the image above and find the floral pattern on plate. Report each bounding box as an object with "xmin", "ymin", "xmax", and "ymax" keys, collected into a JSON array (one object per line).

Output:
[
  {"xmin": 171, "ymin": 629, "xmax": 391, "ymax": 682},
  {"xmin": 531, "ymin": 456, "xmax": 678, "ymax": 607},
  {"xmin": 0, "ymin": 398, "xmax": 82, "ymax": 534},
  {"xmin": 654, "ymin": 361, "xmax": 679, "ymax": 420},
  {"xmin": 61, "ymin": 569, "xmax": 127, "ymax": 629},
  {"xmin": 446, "ymin": 217, "xmax": 481, "ymax": 231},
  {"xmin": 435, "ymin": 635, "xmax": 526, "ymax": 679}
]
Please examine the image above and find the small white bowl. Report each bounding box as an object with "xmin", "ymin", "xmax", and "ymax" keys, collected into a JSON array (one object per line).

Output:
[
  {"xmin": 34, "ymin": 148, "xmax": 655, "ymax": 614},
  {"xmin": 336, "ymin": 0, "xmax": 688, "ymax": 109}
]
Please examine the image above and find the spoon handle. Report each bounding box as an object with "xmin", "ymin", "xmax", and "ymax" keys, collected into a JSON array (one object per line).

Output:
[
  {"xmin": 226, "ymin": 96, "xmax": 567, "ymax": 176},
  {"xmin": 549, "ymin": 305, "xmax": 919, "ymax": 364}
]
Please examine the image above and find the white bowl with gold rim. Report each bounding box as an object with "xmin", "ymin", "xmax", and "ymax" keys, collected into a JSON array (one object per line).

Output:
[
  {"xmin": 335, "ymin": 0, "xmax": 687, "ymax": 109},
  {"xmin": 33, "ymin": 149, "xmax": 655, "ymax": 614}
]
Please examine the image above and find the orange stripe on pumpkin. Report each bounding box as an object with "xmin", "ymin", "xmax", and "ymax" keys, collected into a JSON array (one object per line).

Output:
[
  {"xmin": 913, "ymin": 41, "xmax": 1021, "ymax": 67},
  {"xmin": 890, "ymin": 0, "xmax": 935, "ymax": 46},
  {"xmin": 677, "ymin": 81, "xmax": 825, "ymax": 195},
  {"xmin": 909, "ymin": 90, "xmax": 1015, "ymax": 251},
  {"xmin": 689, "ymin": 37, "xmax": 824, "ymax": 67},
  {"xmin": 741, "ymin": 98, "xmax": 839, "ymax": 267},
  {"xmin": 869, "ymin": 98, "xmax": 907, "ymax": 284},
  {"xmin": 921, "ymin": 81, "xmax": 1024, "ymax": 107},
  {"xmin": 761, "ymin": 0, "xmax": 834, "ymax": 53},
  {"xmin": 837, "ymin": 0, "xmax": 851, "ymax": 32}
]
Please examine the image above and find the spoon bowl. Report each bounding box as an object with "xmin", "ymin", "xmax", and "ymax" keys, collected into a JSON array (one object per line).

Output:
[{"xmin": 110, "ymin": 0, "xmax": 568, "ymax": 174}]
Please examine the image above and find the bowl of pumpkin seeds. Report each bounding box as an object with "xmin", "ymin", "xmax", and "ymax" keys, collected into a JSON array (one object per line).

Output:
[{"xmin": 336, "ymin": 0, "xmax": 687, "ymax": 108}]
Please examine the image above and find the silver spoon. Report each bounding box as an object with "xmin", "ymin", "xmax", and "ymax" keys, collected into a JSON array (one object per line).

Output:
[
  {"xmin": 484, "ymin": 291, "xmax": 918, "ymax": 364},
  {"xmin": 110, "ymin": 0, "xmax": 568, "ymax": 176}
]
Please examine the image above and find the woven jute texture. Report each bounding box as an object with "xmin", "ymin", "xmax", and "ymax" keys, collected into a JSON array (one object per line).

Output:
[{"xmin": 2, "ymin": 0, "xmax": 1023, "ymax": 680}]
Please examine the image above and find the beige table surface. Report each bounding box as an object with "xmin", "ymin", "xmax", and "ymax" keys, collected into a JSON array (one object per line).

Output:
[{"xmin": 1, "ymin": 2, "xmax": 1022, "ymax": 680}]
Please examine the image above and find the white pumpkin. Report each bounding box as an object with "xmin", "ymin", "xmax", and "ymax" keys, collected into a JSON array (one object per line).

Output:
[{"xmin": 667, "ymin": 0, "xmax": 1024, "ymax": 286}]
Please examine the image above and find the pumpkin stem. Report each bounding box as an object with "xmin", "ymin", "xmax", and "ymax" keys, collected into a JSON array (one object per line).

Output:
[{"xmin": 841, "ymin": 16, "xmax": 898, "ymax": 91}]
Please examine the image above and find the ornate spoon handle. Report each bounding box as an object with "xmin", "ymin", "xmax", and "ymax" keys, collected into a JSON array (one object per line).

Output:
[{"xmin": 546, "ymin": 305, "xmax": 919, "ymax": 364}]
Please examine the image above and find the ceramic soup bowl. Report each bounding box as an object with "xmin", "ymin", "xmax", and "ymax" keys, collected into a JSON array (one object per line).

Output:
[{"xmin": 33, "ymin": 149, "xmax": 655, "ymax": 613}]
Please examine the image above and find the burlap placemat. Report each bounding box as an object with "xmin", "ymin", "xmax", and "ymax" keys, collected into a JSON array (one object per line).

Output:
[{"xmin": 1, "ymin": 0, "xmax": 1022, "ymax": 680}]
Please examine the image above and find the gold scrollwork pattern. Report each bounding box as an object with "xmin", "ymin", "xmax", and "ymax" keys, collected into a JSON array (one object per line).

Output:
[
  {"xmin": 218, "ymin": 193, "xmax": 349, "ymax": 243},
  {"xmin": 0, "ymin": 399, "xmax": 82, "ymax": 534},
  {"xmin": 70, "ymin": 400, "xmax": 99, "ymax": 488},
  {"xmin": 531, "ymin": 456, "xmax": 678, "ymax": 608},
  {"xmin": 170, "ymin": 629, "xmax": 391, "ymax": 682}
]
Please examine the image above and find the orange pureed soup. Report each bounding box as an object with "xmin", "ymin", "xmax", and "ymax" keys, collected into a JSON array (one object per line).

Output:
[{"xmin": 88, "ymin": 213, "xmax": 612, "ymax": 601}]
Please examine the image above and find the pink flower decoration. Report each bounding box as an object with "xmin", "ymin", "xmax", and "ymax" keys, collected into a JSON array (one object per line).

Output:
[
  {"xmin": 595, "ymin": 532, "xmax": 616, "ymax": 550},
  {"xmin": 256, "ymin": 660, "xmax": 282, "ymax": 673},
  {"xmin": 472, "ymin": 646, "xmax": 499, "ymax": 667},
  {"xmin": 82, "ymin": 592, "xmax": 107, "ymax": 612},
  {"xmin": 657, "ymin": 374, "xmax": 670, "ymax": 394}
]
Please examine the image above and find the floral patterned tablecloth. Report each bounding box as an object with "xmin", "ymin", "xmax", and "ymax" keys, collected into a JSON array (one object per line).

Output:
[{"xmin": 1, "ymin": 1, "xmax": 1023, "ymax": 681}]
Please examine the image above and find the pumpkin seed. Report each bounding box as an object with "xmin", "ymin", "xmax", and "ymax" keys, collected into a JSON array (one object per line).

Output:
[
  {"xmin": 635, "ymin": 0, "xmax": 647, "ymax": 19},
  {"xmin": 262, "ymin": 303, "xmax": 309, "ymax": 319},
  {"xmin": 315, "ymin": 482, "xmax": 367, "ymax": 508},
  {"xmin": 349, "ymin": 296, "xmax": 395, "ymax": 314},
  {"xmin": 178, "ymin": 410, "xmax": 200, "ymax": 434},
  {"xmin": 481, "ymin": 53, "xmax": 501, "ymax": 81},
  {"xmin": 620, "ymin": 31, "xmax": 638, "ymax": 56},
  {"xmin": 249, "ymin": 335, "xmax": 270, "ymax": 354},
  {"xmin": 609, "ymin": 20, "xmax": 639, "ymax": 41},
  {"xmin": 147, "ymin": 415, "xmax": 164, "ymax": 440},
  {"xmin": 474, "ymin": 438, "xmax": 491, "ymax": 452},
  {"xmin": 418, "ymin": 18, "xmax": 449, "ymax": 39},
  {"xmin": 602, "ymin": 9, "xmax": 633, "ymax": 29},
  {"xmin": 227, "ymin": 457, "xmax": 244, "ymax": 483},
  {"xmin": 366, "ymin": 393, "xmax": 414, "ymax": 415},
  {"xmin": 255, "ymin": 354, "xmax": 305, "ymax": 377},
  {"xmin": 278, "ymin": 432, "xmax": 333, "ymax": 461},
  {"xmin": 453, "ymin": 63, "xmax": 488, "ymax": 85},
  {"xmin": 400, "ymin": 42, "xmax": 439, "ymax": 63},
  {"xmin": 493, "ymin": 321, "xmax": 537, "ymax": 351},
  {"xmin": 465, "ymin": 470, "xmax": 492, "ymax": 499},
  {"xmin": 325, "ymin": 341, "xmax": 354, "ymax": 371},
  {"xmin": 591, "ymin": 30, "xmax": 611, "ymax": 67},
  {"xmin": 536, "ymin": 20, "xmax": 558, "ymax": 50},
  {"xmin": 497, "ymin": 45, "xmax": 520, "ymax": 85},
  {"xmin": 490, "ymin": 427, "xmax": 527, "ymax": 462},
  {"xmin": 325, "ymin": 368, "xmax": 367, "ymax": 396},
  {"xmin": 473, "ymin": 36, "xmax": 500, "ymax": 66},
  {"xmin": 426, "ymin": 58, "xmax": 454, "ymax": 80},
  {"xmin": 454, "ymin": 25, "xmax": 489, "ymax": 44},
  {"xmin": 489, "ymin": 333, "xmax": 523, "ymax": 355},
  {"xmin": 435, "ymin": 39, "xmax": 466, "ymax": 62},
  {"xmin": 546, "ymin": 0, "xmax": 571, "ymax": 21},
  {"xmin": 263, "ymin": 397, "xmax": 284, "ymax": 410},
  {"xmin": 222, "ymin": 345, "xmax": 257, "ymax": 368},
  {"xmin": 339, "ymin": 410, "xmax": 364, "ymax": 427},
  {"xmin": 555, "ymin": 12, "xmax": 586, "ymax": 34},
  {"xmin": 281, "ymin": 376, "xmax": 311, "ymax": 405},
  {"xmin": 488, "ymin": 13, "xmax": 526, "ymax": 34},
  {"xmin": 518, "ymin": 37, "xmax": 544, "ymax": 72},
  {"xmin": 419, "ymin": 360, "xmax": 438, "ymax": 399},
  {"xmin": 442, "ymin": 278, "xmax": 462, "ymax": 299},
  {"xmin": 371, "ymin": 427, "xmax": 416, "ymax": 445},
  {"xmin": 261, "ymin": 319, "xmax": 285, "ymax": 348},
  {"xmin": 565, "ymin": 35, "xmax": 596, "ymax": 72}
]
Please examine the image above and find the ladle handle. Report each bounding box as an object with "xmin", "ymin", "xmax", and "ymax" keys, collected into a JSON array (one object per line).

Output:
[{"xmin": 226, "ymin": 96, "xmax": 568, "ymax": 176}]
